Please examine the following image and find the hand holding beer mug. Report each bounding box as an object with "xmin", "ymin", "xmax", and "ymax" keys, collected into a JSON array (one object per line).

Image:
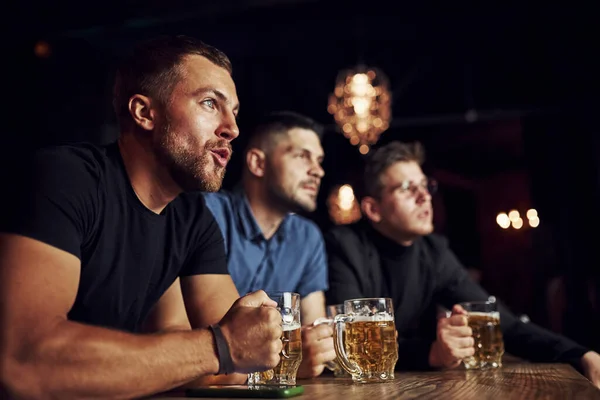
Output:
[
  {"xmin": 459, "ymin": 300, "xmax": 504, "ymax": 369},
  {"xmin": 331, "ymin": 298, "xmax": 398, "ymax": 383},
  {"xmin": 248, "ymin": 292, "xmax": 302, "ymax": 385},
  {"xmin": 313, "ymin": 304, "xmax": 350, "ymax": 378}
]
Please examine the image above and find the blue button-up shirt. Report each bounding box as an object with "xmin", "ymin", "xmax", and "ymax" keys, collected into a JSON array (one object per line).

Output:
[{"xmin": 204, "ymin": 188, "xmax": 328, "ymax": 297}]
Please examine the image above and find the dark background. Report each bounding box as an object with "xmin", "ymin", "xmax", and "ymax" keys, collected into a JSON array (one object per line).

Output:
[{"xmin": 4, "ymin": 1, "xmax": 599, "ymax": 350}]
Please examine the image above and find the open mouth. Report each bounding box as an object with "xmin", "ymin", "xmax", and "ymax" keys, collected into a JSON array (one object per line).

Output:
[
  {"xmin": 417, "ymin": 209, "xmax": 431, "ymax": 219},
  {"xmin": 210, "ymin": 148, "xmax": 231, "ymax": 167}
]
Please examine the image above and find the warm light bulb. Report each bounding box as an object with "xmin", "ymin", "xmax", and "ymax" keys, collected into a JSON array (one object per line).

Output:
[
  {"xmin": 496, "ymin": 213, "xmax": 510, "ymax": 229},
  {"xmin": 512, "ymin": 218, "xmax": 524, "ymax": 229},
  {"xmin": 526, "ymin": 209, "xmax": 538, "ymax": 219},
  {"xmin": 352, "ymin": 73, "xmax": 368, "ymax": 84},
  {"xmin": 338, "ymin": 185, "xmax": 355, "ymax": 211},
  {"xmin": 508, "ymin": 210, "xmax": 520, "ymax": 221},
  {"xmin": 352, "ymin": 97, "xmax": 371, "ymax": 116},
  {"xmin": 529, "ymin": 217, "xmax": 540, "ymax": 228}
]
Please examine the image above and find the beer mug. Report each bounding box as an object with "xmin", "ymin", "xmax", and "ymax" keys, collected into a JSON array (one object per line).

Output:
[
  {"xmin": 332, "ymin": 298, "xmax": 398, "ymax": 383},
  {"xmin": 459, "ymin": 300, "xmax": 504, "ymax": 369},
  {"xmin": 248, "ymin": 292, "xmax": 302, "ymax": 385}
]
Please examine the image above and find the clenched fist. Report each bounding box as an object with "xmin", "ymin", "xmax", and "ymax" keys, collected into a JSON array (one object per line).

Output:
[
  {"xmin": 218, "ymin": 290, "xmax": 283, "ymax": 374},
  {"xmin": 429, "ymin": 304, "xmax": 474, "ymax": 369}
]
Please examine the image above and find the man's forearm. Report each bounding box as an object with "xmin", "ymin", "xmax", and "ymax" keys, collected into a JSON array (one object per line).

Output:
[
  {"xmin": 503, "ymin": 320, "xmax": 589, "ymax": 366},
  {"xmin": 2, "ymin": 319, "xmax": 219, "ymax": 399}
]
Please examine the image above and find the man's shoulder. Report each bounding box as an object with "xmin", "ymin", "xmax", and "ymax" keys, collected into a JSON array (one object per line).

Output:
[
  {"xmin": 286, "ymin": 214, "xmax": 322, "ymax": 236},
  {"xmin": 36, "ymin": 142, "xmax": 108, "ymax": 164},
  {"xmin": 326, "ymin": 220, "xmax": 368, "ymax": 244},
  {"xmin": 32, "ymin": 142, "xmax": 111, "ymax": 180},
  {"xmin": 18, "ymin": 142, "xmax": 112, "ymax": 192},
  {"xmin": 202, "ymin": 190, "xmax": 236, "ymax": 215}
]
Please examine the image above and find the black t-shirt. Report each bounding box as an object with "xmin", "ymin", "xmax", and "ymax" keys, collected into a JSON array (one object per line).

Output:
[
  {"xmin": 2, "ymin": 142, "xmax": 227, "ymax": 332},
  {"xmin": 325, "ymin": 221, "xmax": 589, "ymax": 371}
]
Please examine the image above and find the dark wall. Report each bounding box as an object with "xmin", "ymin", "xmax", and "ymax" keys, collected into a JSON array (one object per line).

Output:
[{"xmin": 523, "ymin": 111, "xmax": 600, "ymax": 350}]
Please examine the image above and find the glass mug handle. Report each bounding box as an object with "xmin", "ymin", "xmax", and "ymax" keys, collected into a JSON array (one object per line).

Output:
[
  {"xmin": 312, "ymin": 317, "xmax": 337, "ymax": 370},
  {"xmin": 280, "ymin": 307, "xmax": 294, "ymax": 359},
  {"xmin": 333, "ymin": 314, "xmax": 360, "ymax": 376}
]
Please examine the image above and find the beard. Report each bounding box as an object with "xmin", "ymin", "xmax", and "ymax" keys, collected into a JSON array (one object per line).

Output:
[
  {"xmin": 155, "ymin": 121, "xmax": 231, "ymax": 192},
  {"xmin": 266, "ymin": 176, "xmax": 319, "ymax": 214}
]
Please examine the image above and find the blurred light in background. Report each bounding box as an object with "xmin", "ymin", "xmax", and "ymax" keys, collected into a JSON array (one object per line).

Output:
[
  {"xmin": 327, "ymin": 184, "xmax": 361, "ymax": 225},
  {"xmin": 527, "ymin": 209, "xmax": 540, "ymax": 227},
  {"xmin": 512, "ymin": 217, "xmax": 524, "ymax": 229},
  {"xmin": 496, "ymin": 213, "xmax": 510, "ymax": 229},
  {"xmin": 497, "ymin": 208, "xmax": 540, "ymax": 230},
  {"xmin": 508, "ymin": 209, "xmax": 520, "ymax": 221},
  {"xmin": 529, "ymin": 217, "xmax": 540, "ymax": 228},
  {"xmin": 34, "ymin": 41, "xmax": 51, "ymax": 58},
  {"xmin": 328, "ymin": 67, "xmax": 391, "ymax": 154}
]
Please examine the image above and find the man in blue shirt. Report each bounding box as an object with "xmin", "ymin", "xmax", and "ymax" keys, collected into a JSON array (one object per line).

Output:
[{"xmin": 205, "ymin": 111, "xmax": 335, "ymax": 378}]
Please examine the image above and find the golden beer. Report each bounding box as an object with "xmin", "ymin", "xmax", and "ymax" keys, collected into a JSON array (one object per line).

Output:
[
  {"xmin": 464, "ymin": 312, "xmax": 504, "ymax": 369},
  {"xmin": 248, "ymin": 323, "xmax": 302, "ymax": 385},
  {"xmin": 342, "ymin": 317, "xmax": 398, "ymax": 382},
  {"xmin": 333, "ymin": 298, "xmax": 398, "ymax": 384}
]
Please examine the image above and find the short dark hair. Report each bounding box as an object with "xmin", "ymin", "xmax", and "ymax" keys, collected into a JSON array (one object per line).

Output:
[
  {"xmin": 246, "ymin": 111, "xmax": 324, "ymax": 152},
  {"xmin": 362, "ymin": 141, "xmax": 425, "ymax": 199},
  {"xmin": 113, "ymin": 35, "xmax": 232, "ymax": 125}
]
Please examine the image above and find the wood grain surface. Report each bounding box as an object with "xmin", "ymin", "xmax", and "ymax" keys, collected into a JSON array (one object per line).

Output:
[{"xmin": 151, "ymin": 364, "xmax": 600, "ymax": 399}]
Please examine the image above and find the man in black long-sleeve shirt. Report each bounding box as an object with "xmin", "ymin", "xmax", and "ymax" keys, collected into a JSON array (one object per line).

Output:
[{"xmin": 325, "ymin": 141, "xmax": 600, "ymax": 387}]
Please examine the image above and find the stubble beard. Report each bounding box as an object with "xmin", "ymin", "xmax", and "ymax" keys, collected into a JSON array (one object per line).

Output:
[
  {"xmin": 266, "ymin": 180, "xmax": 318, "ymax": 214},
  {"xmin": 156, "ymin": 122, "xmax": 227, "ymax": 193}
]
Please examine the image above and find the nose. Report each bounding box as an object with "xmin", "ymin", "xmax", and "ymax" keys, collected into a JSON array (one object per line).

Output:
[
  {"xmin": 309, "ymin": 159, "xmax": 325, "ymax": 179},
  {"xmin": 415, "ymin": 184, "xmax": 431, "ymax": 204},
  {"xmin": 216, "ymin": 109, "xmax": 239, "ymax": 142}
]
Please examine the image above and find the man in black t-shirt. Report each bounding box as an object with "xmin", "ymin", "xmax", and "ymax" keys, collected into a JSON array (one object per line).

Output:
[
  {"xmin": 0, "ymin": 36, "xmax": 283, "ymax": 399},
  {"xmin": 325, "ymin": 141, "xmax": 600, "ymax": 387}
]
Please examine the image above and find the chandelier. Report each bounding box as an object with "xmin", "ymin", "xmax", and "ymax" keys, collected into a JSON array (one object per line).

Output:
[{"xmin": 327, "ymin": 66, "xmax": 392, "ymax": 154}]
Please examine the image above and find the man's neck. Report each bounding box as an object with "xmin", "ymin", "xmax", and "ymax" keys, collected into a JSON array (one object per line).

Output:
[
  {"xmin": 243, "ymin": 180, "xmax": 287, "ymax": 240},
  {"xmin": 118, "ymin": 132, "xmax": 181, "ymax": 214},
  {"xmin": 370, "ymin": 222, "xmax": 415, "ymax": 247}
]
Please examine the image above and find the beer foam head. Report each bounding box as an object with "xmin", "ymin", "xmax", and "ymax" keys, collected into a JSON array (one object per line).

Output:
[
  {"xmin": 283, "ymin": 322, "xmax": 301, "ymax": 331},
  {"xmin": 351, "ymin": 312, "xmax": 394, "ymax": 322},
  {"xmin": 468, "ymin": 311, "xmax": 500, "ymax": 320}
]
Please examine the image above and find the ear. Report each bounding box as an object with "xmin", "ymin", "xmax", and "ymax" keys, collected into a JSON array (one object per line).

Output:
[
  {"xmin": 128, "ymin": 94, "xmax": 156, "ymax": 131},
  {"xmin": 246, "ymin": 148, "xmax": 267, "ymax": 178},
  {"xmin": 361, "ymin": 196, "xmax": 382, "ymax": 223}
]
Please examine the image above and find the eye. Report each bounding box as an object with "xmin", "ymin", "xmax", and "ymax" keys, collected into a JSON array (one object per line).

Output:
[
  {"xmin": 202, "ymin": 98, "xmax": 215, "ymax": 109},
  {"xmin": 399, "ymin": 181, "xmax": 411, "ymax": 192}
]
